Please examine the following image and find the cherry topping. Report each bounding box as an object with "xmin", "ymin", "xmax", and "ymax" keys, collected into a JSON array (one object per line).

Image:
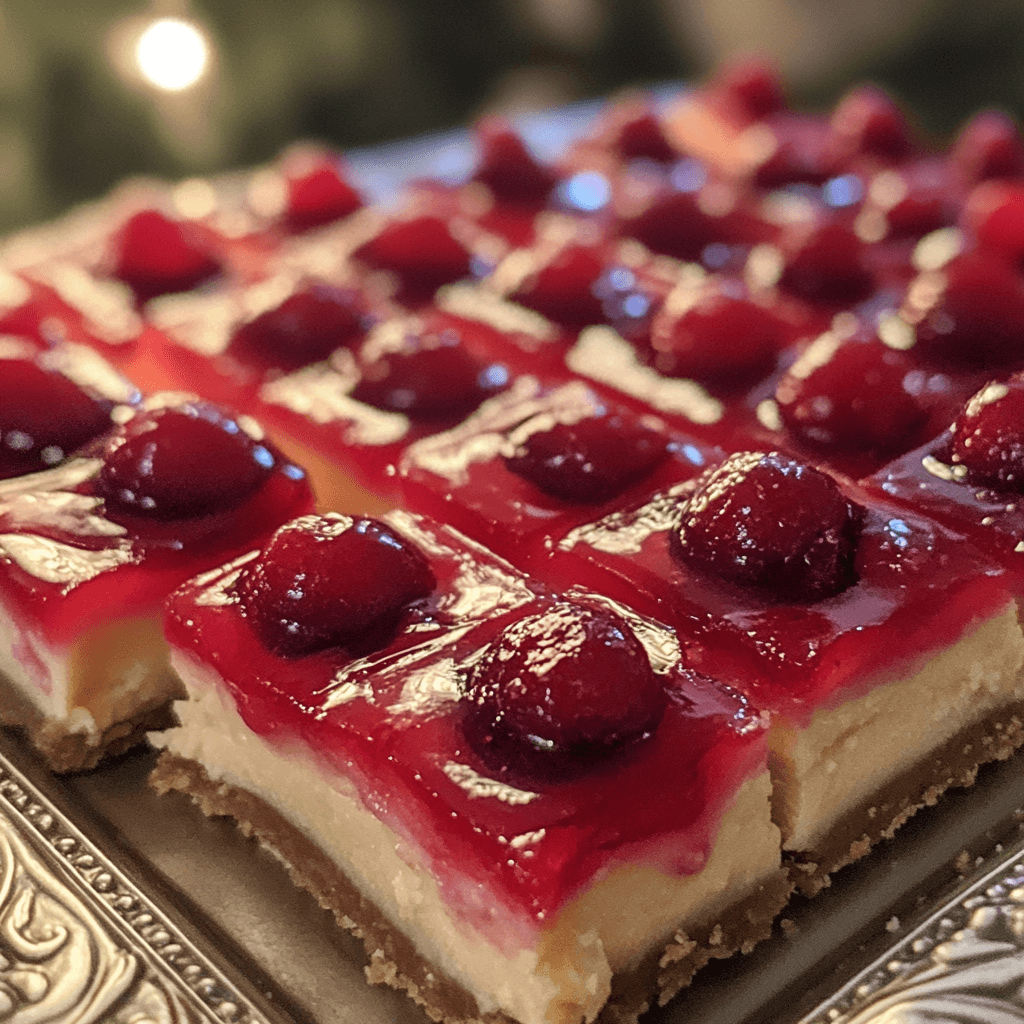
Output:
[
  {"xmin": 777, "ymin": 222, "xmax": 874, "ymax": 305},
  {"xmin": 950, "ymin": 110, "xmax": 1024, "ymax": 184},
  {"xmin": 775, "ymin": 332, "xmax": 927, "ymax": 456},
  {"xmin": 354, "ymin": 216, "xmax": 472, "ymax": 301},
  {"xmin": 353, "ymin": 320, "xmax": 509, "ymax": 420},
  {"xmin": 464, "ymin": 603, "xmax": 665, "ymax": 755},
  {"xmin": 752, "ymin": 115, "xmax": 830, "ymax": 187},
  {"xmin": 503, "ymin": 413, "xmax": 669, "ymax": 503},
  {"xmin": 0, "ymin": 359, "xmax": 114, "ymax": 479},
  {"xmin": 97, "ymin": 401, "xmax": 275, "ymax": 520},
  {"xmin": 950, "ymin": 377, "xmax": 1024, "ymax": 489},
  {"xmin": 615, "ymin": 110, "xmax": 677, "ymax": 163},
  {"xmin": 507, "ymin": 243, "xmax": 607, "ymax": 325},
  {"xmin": 621, "ymin": 191, "xmax": 741, "ymax": 263},
  {"xmin": 229, "ymin": 283, "xmax": 366, "ymax": 371},
  {"xmin": 112, "ymin": 210, "xmax": 221, "ymax": 304},
  {"xmin": 964, "ymin": 181, "xmax": 1024, "ymax": 262},
  {"xmin": 711, "ymin": 58, "xmax": 787, "ymax": 123},
  {"xmin": 472, "ymin": 119, "xmax": 558, "ymax": 205},
  {"xmin": 826, "ymin": 84, "xmax": 912, "ymax": 164},
  {"xmin": 645, "ymin": 278, "xmax": 785, "ymax": 385},
  {"xmin": 673, "ymin": 451, "xmax": 861, "ymax": 602},
  {"xmin": 903, "ymin": 251, "xmax": 1024, "ymax": 368},
  {"xmin": 239, "ymin": 513, "xmax": 435, "ymax": 659},
  {"xmin": 874, "ymin": 160, "xmax": 954, "ymax": 239},
  {"xmin": 284, "ymin": 160, "xmax": 363, "ymax": 232}
]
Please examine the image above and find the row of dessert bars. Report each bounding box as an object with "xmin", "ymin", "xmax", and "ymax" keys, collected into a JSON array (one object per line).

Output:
[{"xmin": 4, "ymin": 60, "xmax": 1024, "ymax": 1024}]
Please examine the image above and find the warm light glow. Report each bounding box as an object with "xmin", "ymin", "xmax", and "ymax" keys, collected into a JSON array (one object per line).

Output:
[{"xmin": 135, "ymin": 17, "xmax": 209, "ymax": 91}]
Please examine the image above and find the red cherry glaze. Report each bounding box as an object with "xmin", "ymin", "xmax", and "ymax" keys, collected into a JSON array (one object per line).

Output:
[
  {"xmin": 778, "ymin": 222, "xmax": 874, "ymax": 305},
  {"xmin": 97, "ymin": 401, "xmax": 276, "ymax": 520},
  {"xmin": 354, "ymin": 215, "xmax": 472, "ymax": 301},
  {"xmin": 0, "ymin": 359, "xmax": 115, "ymax": 479},
  {"xmin": 353, "ymin": 320, "xmax": 510, "ymax": 421},
  {"xmin": 673, "ymin": 451, "xmax": 862, "ymax": 601},
  {"xmin": 775, "ymin": 333, "xmax": 928, "ymax": 457},
  {"xmin": 826, "ymin": 84, "xmax": 912, "ymax": 164},
  {"xmin": 472, "ymin": 119, "xmax": 558, "ymax": 205},
  {"xmin": 112, "ymin": 210, "xmax": 221, "ymax": 304},
  {"xmin": 507, "ymin": 243, "xmax": 607, "ymax": 325},
  {"xmin": 229, "ymin": 283, "xmax": 367, "ymax": 372},
  {"xmin": 950, "ymin": 110, "xmax": 1024, "ymax": 184},
  {"xmin": 465, "ymin": 602, "xmax": 665, "ymax": 754},
  {"xmin": 950, "ymin": 378, "xmax": 1024, "ymax": 489},
  {"xmin": 645, "ymin": 277, "xmax": 786, "ymax": 385},
  {"xmin": 165, "ymin": 522, "xmax": 769, "ymax": 932},
  {"xmin": 903, "ymin": 251, "xmax": 1024, "ymax": 369},
  {"xmin": 284, "ymin": 160, "xmax": 363, "ymax": 232},
  {"xmin": 503, "ymin": 413, "xmax": 669, "ymax": 503},
  {"xmin": 239, "ymin": 513, "xmax": 436, "ymax": 658}
]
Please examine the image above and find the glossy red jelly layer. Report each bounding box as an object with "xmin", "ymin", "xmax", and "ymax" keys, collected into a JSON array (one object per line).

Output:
[
  {"xmin": 398, "ymin": 377, "xmax": 718, "ymax": 565},
  {"xmin": 164, "ymin": 512, "xmax": 770, "ymax": 940},
  {"xmin": 542, "ymin": 467, "xmax": 1013, "ymax": 723},
  {"xmin": 0, "ymin": 396, "xmax": 312, "ymax": 648},
  {"xmin": 868, "ymin": 377, "xmax": 1024, "ymax": 590}
]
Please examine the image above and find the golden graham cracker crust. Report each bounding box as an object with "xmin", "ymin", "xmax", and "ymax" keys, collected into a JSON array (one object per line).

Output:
[{"xmin": 150, "ymin": 751, "xmax": 792, "ymax": 1024}]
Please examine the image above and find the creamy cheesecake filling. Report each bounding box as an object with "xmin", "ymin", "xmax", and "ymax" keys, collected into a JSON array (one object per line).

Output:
[
  {"xmin": 0, "ymin": 606, "xmax": 183, "ymax": 769},
  {"xmin": 770, "ymin": 601, "xmax": 1024, "ymax": 855},
  {"xmin": 154, "ymin": 650, "xmax": 785, "ymax": 1024}
]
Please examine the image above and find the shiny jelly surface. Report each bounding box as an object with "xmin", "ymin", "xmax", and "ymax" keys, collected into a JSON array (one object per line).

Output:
[
  {"xmin": 164, "ymin": 512, "xmax": 770, "ymax": 939},
  {"xmin": 545, "ymin": 471, "xmax": 1011, "ymax": 722},
  {"xmin": 398, "ymin": 378, "xmax": 716, "ymax": 566},
  {"xmin": 0, "ymin": 397, "xmax": 312, "ymax": 645}
]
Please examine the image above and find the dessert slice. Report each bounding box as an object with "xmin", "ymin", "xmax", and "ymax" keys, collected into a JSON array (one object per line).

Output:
[
  {"xmin": 547, "ymin": 450, "xmax": 1024, "ymax": 888},
  {"xmin": 0, "ymin": 386, "xmax": 312, "ymax": 771},
  {"xmin": 152, "ymin": 511, "xmax": 789, "ymax": 1024},
  {"xmin": 398, "ymin": 375, "xmax": 717, "ymax": 565}
]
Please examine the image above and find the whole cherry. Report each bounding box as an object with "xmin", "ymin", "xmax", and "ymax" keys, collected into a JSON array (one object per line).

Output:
[
  {"xmin": 96, "ymin": 400, "xmax": 276, "ymax": 520},
  {"xmin": 950, "ymin": 376, "xmax": 1024, "ymax": 490},
  {"xmin": 503, "ymin": 412, "xmax": 669, "ymax": 503},
  {"xmin": 229, "ymin": 283, "xmax": 367, "ymax": 371},
  {"xmin": 0, "ymin": 358, "xmax": 115, "ymax": 479},
  {"xmin": 239, "ymin": 513, "xmax": 435, "ymax": 658},
  {"xmin": 673, "ymin": 451, "xmax": 862, "ymax": 602},
  {"xmin": 112, "ymin": 209, "xmax": 221, "ymax": 304},
  {"xmin": 775, "ymin": 331, "xmax": 928, "ymax": 457},
  {"xmin": 464, "ymin": 602, "xmax": 665, "ymax": 755}
]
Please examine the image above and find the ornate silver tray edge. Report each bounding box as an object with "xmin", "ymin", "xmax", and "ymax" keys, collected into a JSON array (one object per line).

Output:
[{"xmin": 0, "ymin": 737, "xmax": 279, "ymax": 1024}]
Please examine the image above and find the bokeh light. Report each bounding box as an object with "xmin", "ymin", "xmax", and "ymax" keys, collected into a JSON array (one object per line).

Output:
[{"xmin": 135, "ymin": 17, "xmax": 209, "ymax": 92}]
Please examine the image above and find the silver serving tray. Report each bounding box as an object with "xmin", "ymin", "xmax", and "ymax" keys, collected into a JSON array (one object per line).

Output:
[
  {"xmin": 1, "ymin": 721, "xmax": 1023, "ymax": 1024},
  {"xmin": 5, "ymin": 97, "xmax": 1024, "ymax": 1024}
]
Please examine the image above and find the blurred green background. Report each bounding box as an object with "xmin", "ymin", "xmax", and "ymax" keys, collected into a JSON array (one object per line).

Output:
[{"xmin": 0, "ymin": 0, "xmax": 1022, "ymax": 232}]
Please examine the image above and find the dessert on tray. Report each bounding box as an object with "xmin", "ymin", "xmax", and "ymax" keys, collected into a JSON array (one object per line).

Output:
[
  {"xmin": 6, "ymin": 55, "xmax": 1024, "ymax": 1023},
  {"xmin": 152, "ymin": 510, "xmax": 790, "ymax": 1024},
  {"xmin": 0, "ymin": 328, "xmax": 312, "ymax": 770}
]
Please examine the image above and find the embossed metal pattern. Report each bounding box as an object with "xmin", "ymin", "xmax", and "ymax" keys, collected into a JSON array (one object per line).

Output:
[
  {"xmin": 800, "ymin": 835, "xmax": 1024, "ymax": 1023},
  {"xmin": 0, "ymin": 746, "xmax": 275, "ymax": 1024}
]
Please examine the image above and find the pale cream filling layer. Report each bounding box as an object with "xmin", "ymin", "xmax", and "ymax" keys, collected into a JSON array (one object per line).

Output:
[
  {"xmin": 0, "ymin": 607, "xmax": 180, "ymax": 742},
  {"xmin": 155, "ymin": 651, "xmax": 782, "ymax": 1024},
  {"xmin": 770, "ymin": 602, "xmax": 1024, "ymax": 852}
]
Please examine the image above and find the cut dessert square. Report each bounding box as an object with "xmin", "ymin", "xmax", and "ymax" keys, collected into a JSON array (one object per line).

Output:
[
  {"xmin": 398, "ymin": 374, "xmax": 717, "ymax": 566},
  {"xmin": 0, "ymin": 364, "xmax": 313, "ymax": 771},
  {"xmin": 152, "ymin": 510, "xmax": 790, "ymax": 1024},
  {"xmin": 545, "ymin": 450, "xmax": 1024, "ymax": 885}
]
